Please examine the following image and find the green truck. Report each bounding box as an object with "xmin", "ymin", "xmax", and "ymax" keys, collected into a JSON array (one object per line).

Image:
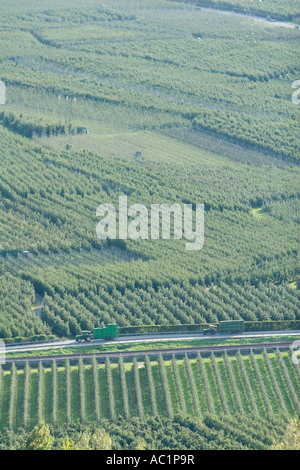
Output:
[
  {"xmin": 203, "ymin": 320, "xmax": 245, "ymax": 335},
  {"xmin": 76, "ymin": 324, "xmax": 118, "ymax": 342}
]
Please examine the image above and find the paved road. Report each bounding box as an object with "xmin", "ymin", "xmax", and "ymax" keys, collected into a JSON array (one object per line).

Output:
[{"xmin": 5, "ymin": 330, "xmax": 300, "ymax": 354}]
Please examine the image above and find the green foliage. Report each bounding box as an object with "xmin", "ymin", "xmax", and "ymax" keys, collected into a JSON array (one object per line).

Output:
[
  {"xmin": 64, "ymin": 359, "xmax": 72, "ymax": 425},
  {"xmin": 35, "ymin": 279, "xmax": 299, "ymax": 337},
  {"xmin": 145, "ymin": 355, "xmax": 158, "ymax": 417},
  {"xmin": 118, "ymin": 356, "xmax": 130, "ymax": 420},
  {"xmin": 78, "ymin": 357, "xmax": 86, "ymax": 424},
  {"xmin": 158, "ymin": 354, "xmax": 173, "ymax": 419},
  {"xmin": 1, "ymin": 351, "xmax": 299, "ymax": 433},
  {"xmin": 184, "ymin": 354, "xmax": 201, "ymax": 417},
  {"xmin": 0, "ymin": 413, "xmax": 292, "ymax": 450},
  {"xmin": 0, "ymin": 3, "xmax": 298, "ymax": 452},
  {"xmin": 192, "ymin": 109, "xmax": 299, "ymax": 162},
  {"xmin": 3, "ymin": 350, "xmax": 298, "ymax": 433},
  {"xmin": 8, "ymin": 363, "xmax": 17, "ymax": 430},
  {"xmin": 92, "ymin": 356, "xmax": 101, "ymax": 423},
  {"xmin": 197, "ymin": 353, "xmax": 215, "ymax": 413},
  {"xmin": 75, "ymin": 429, "xmax": 112, "ymax": 450},
  {"xmin": 0, "ymin": 110, "xmax": 68, "ymax": 138},
  {"xmin": 262, "ymin": 349, "xmax": 287, "ymax": 414},
  {"xmin": 133, "ymin": 358, "xmax": 144, "ymax": 419},
  {"xmin": 249, "ymin": 350, "xmax": 273, "ymax": 415},
  {"xmin": 51, "ymin": 360, "xmax": 58, "ymax": 428},
  {"xmin": 210, "ymin": 353, "xmax": 229, "ymax": 415},
  {"xmin": 270, "ymin": 418, "xmax": 300, "ymax": 450},
  {"xmin": 236, "ymin": 351, "xmax": 259, "ymax": 415},
  {"xmin": 0, "ymin": 113, "xmax": 298, "ymax": 338},
  {"xmin": 37, "ymin": 362, "xmax": 45, "ymax": 425},
  {"xmin": 26, "ymin": 422, "xmax": 54, "ymax": 450},
  {"xmin": 223, "ymin": 352, "xmax": 244, "ymax": 414},
  {"xmin": 0, "ymin": 272, "xmax": 50, "ymax": 339},
  {"xmin": 174, "ymin": 0, "xmax": 300, "ymax": 21},
  {"xmin": 1, "ymin": 1, "xmax": 298, "ymax": 160},
  {"xmin": 105, "ymin": 357, "xmax": 116, "ymax": 421},
  {"xmin": 23, "ymin": 362, "xmax": 31, "ymax": 431},
  {"xmin": 275, "ymin": 349, "xmax": 300, "ymax": 415},
  {"xmin": 25, "ymin": 422, "xmax": 112, "ymax": 450}
]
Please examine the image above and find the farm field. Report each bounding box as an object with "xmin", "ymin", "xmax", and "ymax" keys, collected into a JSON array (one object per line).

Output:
[
  {"xmin": 0, "ymin": 118, "xmax": 299, "ymax": 338},
  {"xmin": 0, "ymin": 350, "xmax": 299, "ymax": 433}
]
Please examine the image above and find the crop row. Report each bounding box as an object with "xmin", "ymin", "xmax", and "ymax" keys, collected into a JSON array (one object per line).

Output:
[
  {"xmin": 39, "ymin": 280, "xmax": 298, "ymax": 336},
  {"xmin": 0, "ymin": 349, "xmax": 298, "ymax": 432},
  {"xmin": 0, "ymin": 272, "xmax": 51, "ymax": 339}
]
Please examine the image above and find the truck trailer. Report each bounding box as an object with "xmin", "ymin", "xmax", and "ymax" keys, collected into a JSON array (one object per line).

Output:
[{"xmin": 219, "ymin": 320, "xmax": 245, "ymax": 334}]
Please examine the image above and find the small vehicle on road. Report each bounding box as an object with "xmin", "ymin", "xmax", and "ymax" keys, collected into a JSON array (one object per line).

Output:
[{"xmin": 76, "ymin": 324, "xmax": 118, "ymax": 342}]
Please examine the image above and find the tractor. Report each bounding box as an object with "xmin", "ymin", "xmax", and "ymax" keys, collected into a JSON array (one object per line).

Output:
[
  {"xmin": 75, "ymin": 331, "xmax": 93, "ymax": 343},
  {"xmin": 203, "ymin": 325, "xmax": 217, "ymax": 335}
]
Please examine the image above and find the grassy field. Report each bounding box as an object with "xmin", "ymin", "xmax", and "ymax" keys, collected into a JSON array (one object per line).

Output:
[
  {"xmin": 1, "ymin": 101, "xmax": 298, "ymax": 337},
  {"xmin": 4, "ymin": 247, "xmax": 142, "ymax": 273},
  {"xmin": 0, "ymin": 350, "xmax": 299, "ymax": 432},
  {"xmin": 33, "ymin": 129, "xmax": 235, "ymax": 166}
]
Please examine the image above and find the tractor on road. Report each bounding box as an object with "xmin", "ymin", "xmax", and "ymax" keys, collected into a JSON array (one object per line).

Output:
[
  {"xmin": 75, "ymin": 324, "xmax": 118, "ymax": 342},
  {"xmin": 203, "ymin": 325, "xmax": 217, "ymax": 335}
]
